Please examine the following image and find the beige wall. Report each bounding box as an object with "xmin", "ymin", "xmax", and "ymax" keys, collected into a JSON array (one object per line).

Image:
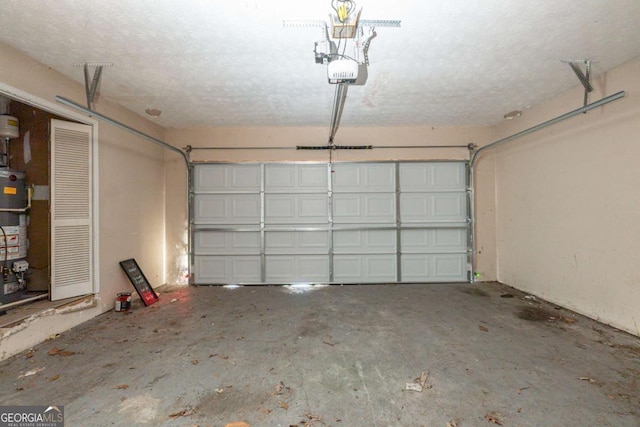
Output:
[
  {"xmin": 164, "ymin": 125, "xmax": 498, "ymax": 284},
  {"xmin": 0, "ymin": 42, "xmax": 168, "ymax": 359},
  {"xmin": 490, "ymin": 57, "xmax": 640, "ymax": 336}
]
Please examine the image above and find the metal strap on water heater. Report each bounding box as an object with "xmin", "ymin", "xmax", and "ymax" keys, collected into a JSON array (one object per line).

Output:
[{"xmin": 0, "ymin": 185, "xmax": 33, "ymax": 213}]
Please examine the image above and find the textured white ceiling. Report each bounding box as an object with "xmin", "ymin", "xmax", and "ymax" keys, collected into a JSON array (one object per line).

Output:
[{"xmin": 0, "ymin": 1, "xmax": 639, "ymax": 129}]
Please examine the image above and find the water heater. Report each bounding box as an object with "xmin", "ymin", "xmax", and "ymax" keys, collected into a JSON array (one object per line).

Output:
[
  {"xmin": 0, "ymin": 169, "xmax": 29, "ymax": 304},
  {"xmin": 0, "ymin": 114, "xmax": 30, "ymax": 306}
]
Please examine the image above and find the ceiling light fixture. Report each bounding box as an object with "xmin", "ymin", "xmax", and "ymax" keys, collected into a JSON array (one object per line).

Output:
[{"xmin": 503, "ymin": 110, "xmax": 522, "ymax": 120}]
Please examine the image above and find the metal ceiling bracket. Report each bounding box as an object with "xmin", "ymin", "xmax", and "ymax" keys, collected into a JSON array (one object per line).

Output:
[
  {"xmin": 563, "ymin": 59, "xmax": 596, "ymax": 107},
  {"xmin": 82, "ymin": 63, "xmax": 105, "ymax": 109}
]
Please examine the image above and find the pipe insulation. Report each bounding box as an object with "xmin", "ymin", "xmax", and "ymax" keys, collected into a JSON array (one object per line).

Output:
[
  {"xmin": 54, "ymin": 95, "xmax": 193, "ymax": 285},
  {"xmin": 468, "ymin": 90, "xmax": 626, "ymax": 282}
]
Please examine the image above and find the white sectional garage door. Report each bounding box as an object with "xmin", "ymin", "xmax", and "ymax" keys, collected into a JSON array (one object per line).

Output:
[{"xmin": 192, "ymin": 162, "xmax": 469, "ymax": 284}]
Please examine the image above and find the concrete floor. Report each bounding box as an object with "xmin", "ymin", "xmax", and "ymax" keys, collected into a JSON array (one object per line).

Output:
[{"xmin": 0, "ymin": 282, "xmax": 638, "ymax": 427}]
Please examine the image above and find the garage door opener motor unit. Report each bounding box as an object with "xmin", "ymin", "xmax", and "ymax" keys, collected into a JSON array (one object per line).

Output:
[{"xmin": 0, "ymin": 114, "xmax": 31, "ymax": 306}]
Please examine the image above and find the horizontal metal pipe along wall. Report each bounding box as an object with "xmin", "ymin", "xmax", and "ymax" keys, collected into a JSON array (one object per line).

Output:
[
  {"xmin": 187, "ymin": 145, "xmax": 471, "ymax": 150},
  {"xmin": 55, "ymin": 96, "xmax": 189, "ymax": 164},
  {"xmin": 468, "ymin": 90, "xmax": 627, "ymax": 282}
]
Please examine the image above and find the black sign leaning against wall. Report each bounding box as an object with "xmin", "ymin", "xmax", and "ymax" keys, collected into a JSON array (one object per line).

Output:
[{"xmin": 119, "ymin": 259, "xmax": 159, "ymax": 306}]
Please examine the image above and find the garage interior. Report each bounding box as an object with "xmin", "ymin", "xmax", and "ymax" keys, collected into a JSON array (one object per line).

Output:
[{"xmin": 0, "ymin": 1, "xmax": 639, "ymax": 426}]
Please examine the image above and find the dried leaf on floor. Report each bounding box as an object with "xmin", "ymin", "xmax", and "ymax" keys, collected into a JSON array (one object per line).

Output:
[
  {"xmin": 405, "ymin": 382, "xmax": 424, "ymax": 392},
  {"xmin": 407, "ymin": 370, "xmax": 431, "ymax": 392},
  {"xmin": 261, "ymin": 409, "xmax": 272, "ymax": 414},
  {"xmin": 277, "ymin": 401, "xmax": 289, "ymax": 410},
  {"xmin": 275, "ymin": 381, "xmax": 285, "ymax": 394},
  {"xmin": 417, "ymin": 370, "xmax": 429, "ymax": 388},
  {"xmin": 562, "ymin": 317, "xmax": 577, "ymax": 324},
  {"xmin": 48, "ymin": 347, "xmax": 75, "ymax": 357},
  {"xmin": 484, "ymin": 413, "xmax": 503, "ymax": 425},
  {"xmin": 25, "ymin": 350, "xmax": 35, "ymax": 359},
  {"xmin": 169, "ymin": 407, "xmax": 194, "ymax": 418},
  {"xmin": 48, "ymin": 375, "xmax": 60, "ymax": 381},
  {"xmin": 479, "ymin": 325, "xmax": 489, "ymax": 332},
  {"xmin": 192, "ymin": 358, "xmax": 199, "ymax": 365},
  {"xmin": 18, "ymin": 367, "xmax": 45, "ymax": 378},
  {"xmin": 113, "ymin": 384, "xmax": 129, "ymax": 390},
  {"xmin": 47, "ymin": 347, "xmax": 61, "ymax": 356},
  {"xmin": 224, "ymin": 422, "xmax": 250, "ymax": 427},
  {"xmin": 579, "ymin": 377, "xmax": 597, "ymax": 384},
  {"xmin": 322, "ymin": 340, "xmax": 336, "ymax": 347},
  {"xmin": 300, "ymin": 413, "xmax": 323, "ymax": 426}
]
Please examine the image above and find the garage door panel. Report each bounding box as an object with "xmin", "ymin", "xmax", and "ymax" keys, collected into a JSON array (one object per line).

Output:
[
  {"xmin": 265, "ymin": 231, "xmax": 329, "ymax": 254},
  {"xmin": 333, "ymin": 193, "xmax": 396, "ymax": 223},
  {"xmin": 195, "ymin": 231, "xmax": 260, "ymax": 255},
  {"xmin": 400, "ymin": 162, "xmax": 465, "ymax": 191},
  {"xmin": 433, "ymin": 254, "xmax": 466, "ymax": 280},
  {"xmin": 195, "ymin": 164, "xmax": 261, "ymax": 192},
  {"xmin": 192, "ymin": 162, "xmax": 469, "ymax": 284},
  {"xmin": 401, "ymin": 254, "xmax": 467, "ymax": 282},
  {"xmin": 333, "ymin": 255, "xmax": 397, "ymax": 282},
  {"xmin": 194, "ymin": 194, "xmax": 261, "ymax": 224},
  {"xmin": 265, "ymin": 255, "xmax": 329, "ymax": 282},
  {"xmin": 334, "ymin": 230, "xmax": 396, "ymax": 253},
  {"xmin": 400, "ymin": 193, "xmax": 466, "ymax": 223},
  {"xmin": 265, "ymin": 194, "xmax": 329, "ymax": 224},
  {"xmin": 332, "ymin": 163, "xmax": 396, "ymax": 192},
  {"xmin": 265, "ymin": 164, "xmax": 327, "ymax": 192},
  {"xmin": 195, "ymin": 255, "xmax": 261, "ymax": 283},
  {"xmin": 401, "ymin": 228, "xmax": 466, "ymax": 253}
]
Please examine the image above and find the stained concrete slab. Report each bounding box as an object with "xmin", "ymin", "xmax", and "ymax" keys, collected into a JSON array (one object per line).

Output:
[{"xmin": 0, "ymin": 282, "xmax": 638, "ymax": 426}]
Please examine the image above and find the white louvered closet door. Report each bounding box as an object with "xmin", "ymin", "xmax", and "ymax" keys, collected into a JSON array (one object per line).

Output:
[{"xmin": 50, "ymin": 119, "xmax": 93, "ymax": 300}]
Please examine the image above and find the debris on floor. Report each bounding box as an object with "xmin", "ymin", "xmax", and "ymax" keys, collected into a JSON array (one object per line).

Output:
[
  {"xmin": 18, "ymin": 366, "xmax": 45, "ymax": 378},
  {"xmin": 446, "ymin": 420, "xmax": 458, "ymax": 427},
  {"xmin": 579, "ymin": 377, "xmax": 597, "ymax": 384},
  {"xmin": 224, "ymin": 422, "xmax": 250, "ymax": 427},
  {"xmin": 299, "ymin": 413, "xmax": 324, "ymax": 426},
  {"xmin": 479, "ymin": 325, "xmax": 489, "ymax": 332},
  {"xmin": 517, "ymin": 386, "xmax": 531, "ymax": 394},
  {"xmin": 500, "ymin": 293, "xmax": 514, "ymax": 298},
  {"xmin": 168, "ymin": 407, "xmax": 194, "ymax": 418},
  {"xmin": 48, "ymin": 346, "xmax": 75, "ymax": 356},
  {"xmin": 277, "ymin": 401, "xmax": 289, "ymax": 410},
  {"xmin": 406, "ymin": 370, "xmax": 431, "ymax": 392},
  {"xmin": 484, "ymin": 412, "xmax": 503, "ymax": 425}
]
